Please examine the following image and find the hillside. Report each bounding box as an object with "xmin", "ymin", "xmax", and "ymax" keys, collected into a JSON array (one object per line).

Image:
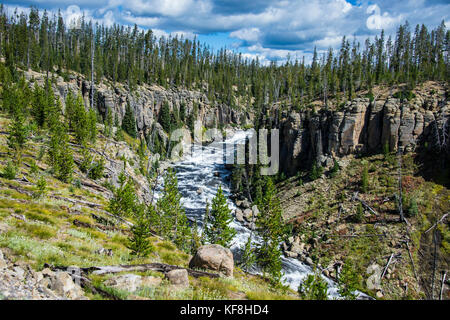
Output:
[
  {"xmin": 275, "ymin": 152, "xmax": 449, "ymax": 299},
  {"xmin": 0, "ymin": 112, "xmax": 297, "ymax": 300}
]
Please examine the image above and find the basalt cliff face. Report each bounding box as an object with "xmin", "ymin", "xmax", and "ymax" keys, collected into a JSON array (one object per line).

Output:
[
  {"xmin": 23, "ymin": 70, "xmax": 250, "ymax": 139},
  {"xmin": 277, "ymin": 84, "xmax": 449, "ymax": 176}
]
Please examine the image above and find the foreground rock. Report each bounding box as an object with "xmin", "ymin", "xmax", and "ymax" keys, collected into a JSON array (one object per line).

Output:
[
  {"xmin": 51, "ymin": 271, "xmax": 86, "ymax": 299},
  {"xmin": 189, "ymin": 244, "xmax": 234, "ymax": 277},
  {"xmin": 166, "ymin": 269, "xmax": 189, "ymax": 288},
  {"xmin": 103, "ymin": 274, "xmax": 162, "ymax": 293},
  {"xmin": 0, "ymin": 250, "xmax": 86, "ymax": 300}
]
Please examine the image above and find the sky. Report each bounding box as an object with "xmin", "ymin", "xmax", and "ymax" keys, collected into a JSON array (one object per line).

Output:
[{"xmin": 3, "ymin": 0, "xmax": 449, "ymax": 64}]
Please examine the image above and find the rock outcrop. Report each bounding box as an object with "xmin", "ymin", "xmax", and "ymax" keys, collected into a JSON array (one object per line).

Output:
[
  {"xmin": 278, "ymin": 90, "xmax": 449, "ymax": 176},
  {"xmin": 189, "ymin": 244, "xmax": 234, "ymax": 277},
  {"xmin": 23, "ymin": 70, "xmax": 249, "ymax": 139},
  {"xmin": 0, "ymin": 250, "xmax": 86, "ymax": 300}
]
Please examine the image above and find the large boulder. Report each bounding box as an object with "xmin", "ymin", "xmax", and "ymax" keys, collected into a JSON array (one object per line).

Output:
[{"xmin": 189, "ymin": 244, "xmax": 234, "ymax": 277}]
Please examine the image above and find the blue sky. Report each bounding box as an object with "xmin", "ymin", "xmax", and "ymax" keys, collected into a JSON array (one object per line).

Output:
[{"xmin": 3, "ymin": 0, "xmax": 449, "ymax": 64}]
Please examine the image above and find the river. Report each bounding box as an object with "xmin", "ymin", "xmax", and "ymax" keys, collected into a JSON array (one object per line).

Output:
[{"xmin": 156, "ymin": 130, "xmax": 369, "ymax": 299}]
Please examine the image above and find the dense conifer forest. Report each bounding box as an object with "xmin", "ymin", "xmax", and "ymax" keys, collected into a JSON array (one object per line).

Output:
[{"xmin": 0, "ymin": 4, "xmax": 448, "ymax": 111}]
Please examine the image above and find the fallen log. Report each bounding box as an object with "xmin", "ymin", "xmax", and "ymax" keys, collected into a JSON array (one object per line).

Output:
[
  {"xmin": 440, "ymin": 272, "xmax": 447, "ymax": 300},
  {"xmin": 79, "ymin": 179, "xmax": 111, "ymax": 194},
  {"xmin": 425, "ymin": 213, "xmax": 449, "ymax": 234},
  {"xmin": 88, "ymin": 263, "xmax": 221, "ymax": 279},
  {"xmin": 49, "ymin": 262, "xmax": 220, "ymax": 279},
  {"xmin": 381, "ymin": 253, "xmax": 394, "ymax": 279},
  {"xmin": 351, "ymin": 192, "xmax": 379, "ymax": 216},
  {"xmin": 329, "ymin": 233, "xmax": 386, "ymax": 238}
]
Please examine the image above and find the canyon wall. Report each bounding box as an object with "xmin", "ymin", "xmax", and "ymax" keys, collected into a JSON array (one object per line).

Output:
[
  {"xmin": 23, "ymin": 70, "xmax": 250, "ymax": 139},
  {"xmin": 278, "ymin": 90, "xmax": 449, "ymax": 176}
]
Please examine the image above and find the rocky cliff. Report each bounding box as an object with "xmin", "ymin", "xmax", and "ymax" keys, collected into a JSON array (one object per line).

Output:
[
  {"xmin": 277, "ymin": 83, "xmax": 449, "ymax": 176},
  {"xmin": 23, "ymin": 70, "xmax": 250, "ymax": 139}
]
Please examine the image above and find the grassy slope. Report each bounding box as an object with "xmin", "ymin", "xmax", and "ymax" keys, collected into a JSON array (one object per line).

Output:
[{"xmin": 277, "ymin": 152, "xmax": 449, "ymax": 299}]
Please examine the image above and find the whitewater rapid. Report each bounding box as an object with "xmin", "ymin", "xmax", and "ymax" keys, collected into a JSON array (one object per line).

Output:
[{"xmin": 156, "ymin": 130, "xmax": 366, "ymax": 298}]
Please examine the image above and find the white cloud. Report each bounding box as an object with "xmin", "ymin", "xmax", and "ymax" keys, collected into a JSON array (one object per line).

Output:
[
  {"xmin": 366, "ymin": 4, "xmax": 403, "ymax": 30},
  {"xmin": 230, "ymin": 28, "xmax": 261, "ymax": 42}
]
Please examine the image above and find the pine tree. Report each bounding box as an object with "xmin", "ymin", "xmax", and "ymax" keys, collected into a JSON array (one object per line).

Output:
[
  {"xmin": 47, "ymin": 122, "xmax": 74, "ymax": 182},
  {"xmin": 330, "ymin": 159, "xmax": 340, "ymax": 178},
  {"xmin": 33, "ymin": 175, "xmax": 47, "ymax": 199},
  {"xmin": 156, "ymin": 168, "xmax": 191, "ymax": 251},
  {"xmin": 121, "ymin": 102, "xmax": 137, "ymax": 138},
  {"xmin": 240, "ymin": 235, "xmax": 257, "ymax": 272},
  {"xmin": 309, "ymin": 161, "xmax": 323, "ymax": 181},
  {"xmin": 337, "ymin": 261, "xmax": 359, "ymax": 300},
  {"xmin": 255, "ymin": 178, "xmax": 285, "ymax": 285},
  {"xmin": 104, "ymin": 108, "xmax": 114, "ymax": 137},
  {"xmin": 204, "ymin": 185, "xmax": 236, "ymax": 247},
  {"xmin": 127, "ymin": 204, "xmax": 153, "ymax": 258},
  {"xmin": 31, "ymin": 82, "xmax": 47, "ymax": 127},
  {"xmin": 7, "ymin": 111, "xmax": 28, "ymax": 164},
  {"xmin": 159, "ymin": 100, "xmax": 171, "ymax": 133},
  {"xmin": 298, "ymin": 269, "xmax": 329, "ymax": 300},
  {"xmin": 361, "ymin": 163, "xmax": 369, "ymax": 193},
  {"xmin": 70, "ymin": 94, "xmax": 90, "ymax": 145},
  {"xmin": 108, "ymin": 171, "xmax": 137, "ymax": 219},
  {"xmin": 87, "ymin": 107, "xmax": 98, "ymax": 142}
]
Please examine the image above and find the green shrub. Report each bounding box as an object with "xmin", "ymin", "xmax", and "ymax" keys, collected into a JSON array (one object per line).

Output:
[
  {"xmin": 32, "ymin": 176, "xmax": 47, "ymax": 199},
  {"xmin": 407, "ymin": 197, "xmax": 419, "ymax": 217},
  {"xmin": 2, "ymin": 161, "xmax": 17, "ymax": 179},
  {"xmin": 309, "ymin": 162, "xmax": 323, "ymax": 181},
  {"xmin": 298, "ymin": 270, "xmax": 328, "ymax": 300}
]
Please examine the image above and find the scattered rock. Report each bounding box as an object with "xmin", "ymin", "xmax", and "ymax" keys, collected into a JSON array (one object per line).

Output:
[
  {"xmin": 70, "ymin": 204, "xmax": 83, "ymax": 215},
  {"xmin": 235, "ymin": 209, "xmax": 244, "ymax": 222},
  {"xmin": 285, "ymin": 251, "xmax": 298, "ymax": 258},
  {"xmin": 104, "ymin": 274, "xmax": 162, "ymax": 293},
  {"xmin": 166, "ymin": 269, "xmax": 189, "ymax": 288},
  {"xmin": 95, "ymin": 248, "xmax": 114, "ymax": 256},
  {"xmin": 12, "ymin": 266, "xmax": 25, "ymax": 279},
  {"xmin": 251, "ymin": 205, "xmax": 259, "ymax": 217},
  {"xmin": 0, "ymin": 250, "xmax": 7, "ymax": 270},
  {"xmin": 290, "ymin": 242, "xmax": 305, "ymax": 255},
  {"xmin": 366, "ymin": 264, "xmax": 382, "ymax": 291},
  {"xmin": 11, "ymin": 213, "xmax": 26, "ymax": 221},
  {"xmin": 240, "ymin": 199, "xmax": 251, "ymax": 209},
  {"xmin": 376, "ymin": 291, "xmax": 383, "ymax": 299},
  {"xmin": 41, "ymin": 268, "xmax": 55, "ymax": 278},
  {"xmin": 104, "ymin": 274, "xmax": 142, "ymax": 293},
  {"xmin": 243, "ymin": 209, "xmax": 253, "ymax": 220},
  {"xmin": 51, "ymin": 272, "xmax": 86, "ymax": 299},
  {"xmin": 141, "ymin": 276, "xmax": 162, "ymax": 288},
  {"xmin": 288, "ymin": 236, "xmax": 295, "ymax": 245},
  {"xmin": 305, "ymin": 257, "xmax": 313, "ymax": 266},
  {"xmin": 189, "ymin": 244, "xmax": 234, "ymax": 277}
]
